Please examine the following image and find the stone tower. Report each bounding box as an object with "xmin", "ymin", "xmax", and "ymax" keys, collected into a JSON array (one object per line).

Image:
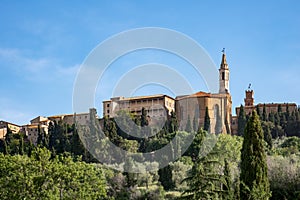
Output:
[
  {"xmin": 219, "ymin": 52, "xmax": 230, "ymax": 94},
  {"xmin": 244, "ymin": 90, "xmax": 254, "ymax": 106}
]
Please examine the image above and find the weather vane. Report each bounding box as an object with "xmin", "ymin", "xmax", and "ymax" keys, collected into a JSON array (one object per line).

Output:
[
  {"xmin": 222, "ymin": 48, "xmax": 225, "ymax": 53},
  {"xmin": 248, "ymin": 83, "xmax": 252, "ymax": 90}
]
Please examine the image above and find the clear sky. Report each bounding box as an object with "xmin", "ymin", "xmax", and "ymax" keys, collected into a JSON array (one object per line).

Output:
[{"xmin": 1, "ymin": 1, "xmax": 300, "ymax": 125}]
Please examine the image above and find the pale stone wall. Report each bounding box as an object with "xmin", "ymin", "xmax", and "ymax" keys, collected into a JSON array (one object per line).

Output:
[
  {"xmin": 176, "ymin": 93, "xmax": 232, "ymax": 134},
  {"xmin": 236, "ymin": 103, "xmax": 297, "ymax": 117},
  {"xmin": 23, "ymin": 124, "xmax": 48, "ymax": 145},
  {"xmin": 233, "ymin": 103, "xmax": 297, "ymax": 135},
  {"xmin": 103, "ymin": 95, "xmax": 175, "ymax": 119},
  {"xmin": 0, "ymin": 128, "xmax": 6, "ymax": 139},
  {"xmin": 0, "ymin": 121, "xmax": 21, "ymax": 139}
]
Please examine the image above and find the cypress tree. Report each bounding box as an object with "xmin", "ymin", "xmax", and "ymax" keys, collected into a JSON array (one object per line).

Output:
[
  {"xmin": 238, "ymin": 105, "xmax": 247, "ymax": 136},
  {"xmin": 256, "ymin": 105, "xmax": 261, "ymax": 117},
  {"xmin": 5, "ymin": 128, "xmax": 13, "ymax": 144},
  {"xmin": 3, "ymin": 139, "xmax": 9, "ymax": 155},
  {"xmin": 223, "ymin": 159, "xmax": 234, "ymax": 200},
  {"xmin": 203, "ymin": 107, "xmax": 210, "ymax": 132},
  {"xmin": 185, "ymin": 115, "xmax": 192, "ymax": 133},
  {"xmin": 141, "ymin": 107, "xmax": 148, "ymax": 127},
  {"xmin": 277, "ymin": 104, "xmax": 282, "ymax": 113},
  {"xmin": 169, "ymin": 111, "xmax": 178, "ymax": 133},
  {"xmin": 193, "ymin": 117, "xmax": 197, "ymax": 133},
  {"xmin": 240, "ymin": 110, "xmax": 271, "ymax": 200},
  {"xmin": 285, "ymin": 103, "xmax": 290, "ymax": 120},
  {"xmin": 37, "ymin": 125, "xmax": 43, "ymax": 146},
  {"xmin": 296, "ymin": 109, "xmax": 300, "ymax": 121},
  {"xmin": 261, "ymin": 122, "xmax": 273, "ymax": 149},
  {"xmin": 274, "ymin": 112, "xmax": 280, "ymax": 126},
  {"xmin": 262, "ymin": 104, "xmax": 267, "ymax": 121},
  {"xmin": 268, "ymin": 112, "xmax": 275, "ymax": 124},
  {"xmin": 19, "ymin": 136, "xmax": 24, "ymax": 155}
]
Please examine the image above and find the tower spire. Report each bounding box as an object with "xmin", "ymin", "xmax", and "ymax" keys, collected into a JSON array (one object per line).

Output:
[
  {"xmin": 219, "ymin": 49, "xmax": 230, "ymax": 94},
  {"xmin": 220, "ymin": 48, "xmax": 228, "ymax": 69}
]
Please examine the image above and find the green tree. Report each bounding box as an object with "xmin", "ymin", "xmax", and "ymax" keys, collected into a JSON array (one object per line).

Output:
[
  {"xmin": 182, "ymin": 149, "xmax": 224, "ymax": 200},
  {"xmin": 192, "ymin": 117, "xmax": 198, "ymax": 133},
  {"xmin": 5, "ymin": 128, "xmax": 13, "ymax": 144},
  {"xmin": 70, "ymin": 124, "xmax": 86, "ymax": 158},
  {"xmin": 223, "ymin": 159, "xmax": 234, "ymax": 200},
  {"xmin": 238, "ymin": 105, "xmax": 247, "ymax": 136},
  {"xmin": 124, "ymin": 157, "xmax": 138, "ymax": 187},
  {"xmin": 159, "ymin": 164, "xmax": 174, "ymax": 190},
  {"xmin": 261, "ymin": 121, "xmax": 273, "ymax": 149},
  {"xmin": 0, "ymin": 147, "xmax": 107, "ymax": 200},
  {"xmin": 262, "ymin": 104, "xmax": 267, "ymax": 121},
  {"xmin": 185, "ymin": 115, "xmax": 192, "ymax": 133},
  {"xmin": 141, "ymin": 107, "xmax": 148, "ymax": 127},
  {"xmin": 203, "ymin": 107, "xmax": 210, "ymax": 132},
  {"xmin": 268, "ymin": 112, "xmax": 275, "ymax": 124},
  {"xmin": 277, "ymin": 104, "xmax": 282, "ymax": 113},
  {"xmin": 170, "ymin": 160, "xmax": 192, "ymax": 191},
  {"xmin": 184, "ymin": 128, "xmax": 207, "ymax": 161},
  {"xmin": 169, "ymin": 110, "xmax": 179, "ymax": 133},
  {"xmin": 256, "ymin": 105, "xmax": 261, "ymax": 118},
  {"xmin": 240, "ymin": 110, "xmax": 271, "ymax": 200}
]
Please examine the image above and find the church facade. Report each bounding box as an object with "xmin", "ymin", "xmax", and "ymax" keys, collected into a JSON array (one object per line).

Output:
[
  {"xmin": 175, "ymin": 53, "xmax": 232, "ymax": 134},
  {"xmin": 102, "ymin": 52, "xmax": 233, "ymax": 134}
]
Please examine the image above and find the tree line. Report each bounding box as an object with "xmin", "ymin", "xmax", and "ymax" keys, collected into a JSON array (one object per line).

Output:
[{"xmin": 0, "ymin": 107, "xmax": 299, "ymax": 199}]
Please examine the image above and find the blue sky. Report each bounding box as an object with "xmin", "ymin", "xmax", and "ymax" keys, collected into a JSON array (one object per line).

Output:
[{"xmin": 1, "ymin": 1, "xmax": 300, "ymax": 125}]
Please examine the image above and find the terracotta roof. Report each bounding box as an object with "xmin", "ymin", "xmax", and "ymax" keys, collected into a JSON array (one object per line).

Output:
[
  {"xmin": 104, "ymin": 94, "xmax": 175, "ymax": 102},
  {"xmin": 175, "ymin": 91, "xmax": 212, "ymax": 100},
  {"xmin": 48, "ymin": 112, "xmax": 89, "ymax": 119},
  {"xmin": 192, "ymin": 91, "xmax": 211, "ymax": 97},
  {"xmin": 0, "ymin": 120, "xmax": 21, "ymax": 127},
  {"xmin": 256, "ymin": 103, "xmax": 297, "ymax": 106}
]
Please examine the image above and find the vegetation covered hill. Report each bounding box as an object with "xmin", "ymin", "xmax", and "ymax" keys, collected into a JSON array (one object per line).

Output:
[{"xmin": 0, "ymin": 109, "xmax": 300, "ymax": 199}]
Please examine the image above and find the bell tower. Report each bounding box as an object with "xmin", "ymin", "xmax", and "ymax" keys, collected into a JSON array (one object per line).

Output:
[
  {"xmin": 245, "ymin": 84, "xmax": 254, "ymax": 106},
  {"xmin": 219, "ymin": 49, "xmax": 230, "ymax": 94}
]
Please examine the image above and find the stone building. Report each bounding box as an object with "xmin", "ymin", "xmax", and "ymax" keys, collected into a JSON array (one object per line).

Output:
[
  {"xmin": 0, "ymin": 120, "xmax": 21, "ymax": 139},
  {"xmin": 102, "ymin": 52, "xmax": 232, "ymax": 134},
  {"xmin": 232, "ymin": 89, "xmax": 297, "ymax": 135},
  {"xmin": 236, "ymin": 90, "xmax": 297, "ymax": 116},
  {"xmin": 103, "ymin": 94, "xmax": 175, "ymax": 119},
  {"xmin": 22, "ymin": 124, "xmax": 48, "ymax": 145},
  {"xmin": 175, "ymin": 53, "xmax": 232, "ymax": 134},
  {"xmin": 21, "ymin": 109, "xmax": 97, "ymax": 145},
  {"xmin": 48, "ymin": 112, "xmax": 91, "ymax": 126}
]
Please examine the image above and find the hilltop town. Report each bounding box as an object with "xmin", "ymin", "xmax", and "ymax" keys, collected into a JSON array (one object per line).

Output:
[{"xmin": 1, "ymin": 52, "xmax": 298, "ymax": 145}]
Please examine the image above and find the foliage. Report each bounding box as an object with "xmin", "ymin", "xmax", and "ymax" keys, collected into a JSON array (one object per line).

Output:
[
  {"xmin": 181, "ymin": 149, "xmax": 225, "ymax": 200},
  {"xmin": 267, "ymin": 154, "xmax": 300, "ymax": 200},
  {"xmin": 185, "ymin": 115, "xmax": 192, "ymax": 133},
  {"xmin": 204, "ymin": 107, "xmax": 210, "ymax": 132},
  {"xmin": 0, "ymin": 147, "xmax": 107, "ymax": 200},
  {"xmin": 170, "ymin": 160, "xmax": 192, "ymax": 191},
  {"xmin": 240, "ymin": 110, "xmax": 271, "ymax": 200},
  {"xmin": 238, "ymin": 105, "xmax": 247, "ymax": 136}
]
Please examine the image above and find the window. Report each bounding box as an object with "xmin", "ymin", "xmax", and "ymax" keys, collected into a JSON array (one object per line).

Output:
[
  {"xmin": 107, "ymin": 110, "xmax": 110, "ymax": 113},
  {"xmin": 222, "ymin": 72, "xmax": 225, "ymax": 80},
  {"xmin": 107, "ymin": 104, "xmax": 110, "ymax": 107}
]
